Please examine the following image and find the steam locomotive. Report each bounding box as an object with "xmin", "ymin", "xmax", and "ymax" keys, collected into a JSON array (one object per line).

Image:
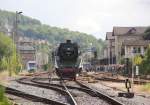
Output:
[{"xmin": 53, "ymin": 40, "xmax": 82, "ymax": 80}]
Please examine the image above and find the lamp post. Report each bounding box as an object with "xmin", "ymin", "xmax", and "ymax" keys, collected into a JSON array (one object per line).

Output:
[
  {"xmin": 9, "ymin": 11, "xmax": 22, "ymax": 76},
  {"xmin": 14, "ymin": 11, "xmax": 22, "ymax": 44}
]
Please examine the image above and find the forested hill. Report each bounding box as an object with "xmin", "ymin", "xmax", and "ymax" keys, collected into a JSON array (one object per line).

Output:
[{"xmin": 0, "ymin": 9, "xmax": 105, "ymax": 57}]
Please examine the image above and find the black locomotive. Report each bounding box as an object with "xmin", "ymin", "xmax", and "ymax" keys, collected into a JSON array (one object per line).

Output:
[{"xmin": 54, "ymin": 40, "xmax": 82, "ymax": 80}]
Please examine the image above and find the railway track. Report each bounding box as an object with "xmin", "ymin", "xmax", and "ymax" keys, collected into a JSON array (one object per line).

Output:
[
  {"xmin": 5, "ymin": 70, "xmax": 126, "ymax": 105},
  {"xmin": 61, "ymin": 80, "xmax": 77, "ymax": 105},
  {"xmin": 5, "ymin": 86, "xmax": 66, "ymax": 105},
  {"xmin": 30, "ymin": 77, "xmax": 124, "ymax": 105},
  {"xmin": 16, "ymin": 77, "xmax": 78, "ymax": 105},
  {"xmin": 89, "ymin": 72, "xmax": 150, "ymax": 84},
  {"xmin": 75, "ymin": 81, "xmax": 124, "ymax": 105}
]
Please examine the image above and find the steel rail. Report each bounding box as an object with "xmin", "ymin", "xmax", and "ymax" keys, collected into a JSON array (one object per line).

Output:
[
  {"xmin": 31, "ymin": 78, "xmax": 98, "ymax": 96},
  {"xmin": 61, "ymin": 81, "xmax": 78, "ymax": 105},
  {"xmin": 5, "ymin": 86, "xmax": 66, "ymax": 105},
  {"xmin": 16, "ymin": 78, "xmax": 66, "ymax": 93},
  {"xmin": 75, "ymin": 81, "xmax": 125, "ymax": 105},
  {"xmin": 91, "ymin": 75, "xmax": 149, "ymax": 84},
  {"xmin": 32, "ymin": 77, "xmax": 124, "ymax": 105},
  {"xmin": 16, "ymin": 78, "xmax": 77, "ymax": 105}
]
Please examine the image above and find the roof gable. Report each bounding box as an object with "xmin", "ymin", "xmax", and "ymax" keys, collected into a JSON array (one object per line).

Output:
[
  {"xmin": 106, "ymin": 32, "xmax": 114, "ymax": 40},
  {"xmin": 113, "ymin": 27, "xmax": 147, "ymax": 36}
]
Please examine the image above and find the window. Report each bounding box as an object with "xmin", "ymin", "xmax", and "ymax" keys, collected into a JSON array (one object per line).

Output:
[
  {"xmin": 133, "ymin": 47, "xmax": 137, "ymax": 53},
  {"xmin": 138, "ymin": 47, "xmax": 141, "ymax": 53},
  {"xmin": 133, "ymin": 47, "xmax": 141, "ymax": 53}
]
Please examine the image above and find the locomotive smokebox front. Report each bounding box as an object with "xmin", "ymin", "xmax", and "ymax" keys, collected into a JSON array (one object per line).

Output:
[{"xmin": 54, "ymin": 40, "xmax": 81, "ymax": 80}]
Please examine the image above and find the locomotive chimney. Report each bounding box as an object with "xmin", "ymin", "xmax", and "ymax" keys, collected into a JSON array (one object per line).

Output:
[{"xmin": 66, "ymin": 40, "xmax": 71, "ymax": 43}]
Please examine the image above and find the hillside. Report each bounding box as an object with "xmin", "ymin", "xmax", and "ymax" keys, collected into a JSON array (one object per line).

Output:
[{"xmin": 0, "ymin": 9, "xmax": 105, "ymax": 57}]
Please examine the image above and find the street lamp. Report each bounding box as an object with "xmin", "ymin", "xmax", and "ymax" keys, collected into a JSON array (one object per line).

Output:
[
  {"xmin": 14, "ymin": 11, "xmax": 23, "ymax": 43},
  {"xmin": 10, "ymin": 11, "xmax": 23, "ymax": 76}
]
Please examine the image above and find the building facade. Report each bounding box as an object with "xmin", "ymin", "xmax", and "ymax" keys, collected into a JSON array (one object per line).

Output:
[
  {"xmin": 112, "ymin": 27, "xmax": 148, "ymax": 64},
  {"xmin": 103, "ymin": 26, "xmax": 150, "ymax": 65},
  {"xmin": 122, "ymin": 40, "xmax": 150, "ymax": 58},
  {"xmin": 18, "ymin": 40, "xmax": 36, "ymax": 69},
  {"xmin": 105, "ymin": 32, "xmax": 116, "ymax": 64}
]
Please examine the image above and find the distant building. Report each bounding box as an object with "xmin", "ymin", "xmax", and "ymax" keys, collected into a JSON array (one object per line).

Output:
[
  {"xmin": 17, "ymin": 40, "xmax": 36, "ymax": 69},
  {"xmin": 112, "ymin": 27, "xmax": 148, "ymax": 63},
  {"xmin": 103, "ymin": 48, "xmax": 108, "ymax": 59},
  {"xmin": 102, "ymin": 26, "xmax": 150, "ymax": 65},
  {"xmin": 36, "ymin": 52, "xmax": 49, "ymax": 69},
  {"xmin": 122, "ymin": 40, "xmax": 150, "ymax": 58},
  {"xmin": 105, "ymin": 32, "xmax": 116, "ymax": 64}
]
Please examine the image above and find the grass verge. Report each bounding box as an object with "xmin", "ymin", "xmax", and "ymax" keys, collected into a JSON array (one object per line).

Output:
[
  {"xmin": 0, "ymin": 85, "xmax": 11, "ymax": 105},
  {"xmin": 141, "ymin": 83, "xmax": 150, "ymax": 93}
]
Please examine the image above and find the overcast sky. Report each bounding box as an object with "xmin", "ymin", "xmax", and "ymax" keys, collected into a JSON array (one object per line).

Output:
[{"xmin": 0, "ymin": 0, "xmax": 150, "ymax": 39}]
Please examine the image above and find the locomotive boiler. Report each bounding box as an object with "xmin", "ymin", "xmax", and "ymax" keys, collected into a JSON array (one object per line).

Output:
[{"xmin": 54, "ymin": 40, "xmax": 82, "ymax": 80}]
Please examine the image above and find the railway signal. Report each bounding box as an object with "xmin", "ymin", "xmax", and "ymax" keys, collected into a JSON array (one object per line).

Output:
[{"xmin": 118, "ymin": 79, "xmax": 134, "ymax": 98}]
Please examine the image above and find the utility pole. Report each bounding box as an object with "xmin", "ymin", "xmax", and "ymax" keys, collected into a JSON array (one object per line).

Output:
[{"xmin": 131, "ymin": 48, "xmax": 135, "ymax": 92}]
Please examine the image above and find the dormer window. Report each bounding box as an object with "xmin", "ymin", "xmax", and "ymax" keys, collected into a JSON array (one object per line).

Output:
[{"xmin": 128, "ymin": 28, "xmax": 136, "ymax": 34}]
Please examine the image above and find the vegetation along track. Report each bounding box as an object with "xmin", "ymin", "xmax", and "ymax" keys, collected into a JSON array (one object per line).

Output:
[{"xmin": 31, "ymin": 77, "xmax": 125, "ymax": 105}]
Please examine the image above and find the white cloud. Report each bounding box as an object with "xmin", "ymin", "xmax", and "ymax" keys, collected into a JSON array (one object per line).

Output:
[{"xmin": 70, "ymin": 16, "xmax": 101, "ymax": 35}]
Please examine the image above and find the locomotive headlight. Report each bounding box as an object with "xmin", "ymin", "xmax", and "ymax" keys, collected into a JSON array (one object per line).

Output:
[
  {"xmin": 67, "ymin": 48, "xmax": 71, "ymax": 50},
  {"xmin": 75, "ymin": 65, "xmax": 78, "ymax": 68},
  {"xmin": 76, "ymin": 74, "xmax": 79, "ymax": 77}
]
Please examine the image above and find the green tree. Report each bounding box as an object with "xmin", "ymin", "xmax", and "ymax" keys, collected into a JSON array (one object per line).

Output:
[
  {"xmin": 143, "ymin": 27, "xmax": 150, "ymax": 40},
  {"xmin": 0, "ymin": 32, "xmax": 13, "ymax": 71},
  {"xmin": 0, "ymin": 9, "xmax": 106, "ymax": 62},
  {"xmin": 133, "ymin": 55, "xmax": 143, "ymax": 65},
  {"xmin": 0, "ymin": 33, "xmax": 13, "ymax": 59},
  {"xmin": 140, "ymin": 45, "xmax": 150, "ymax": 74},
  {"xmin": 0, "ymin": 32, "xmax": 22, "ymax": 76}
]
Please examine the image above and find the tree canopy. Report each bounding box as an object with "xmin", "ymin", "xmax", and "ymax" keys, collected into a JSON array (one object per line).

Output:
[
  {"xmin": 0, "ymin": 32, "xmax": 21, "ymax": 75},
  {"xmin": 0, "ymin": 9, "xmax": 105, "ymax": 57},
  {"xmin": 140, "ymin": 45, "xmax": 150, "ymax": 74},
  {"xmin": 133, "ymin": 55, "xmax": 143, "ymax": 65},
  {"xmin": 143, "ymin": 27, "xmax": 150, "ymax": 40},
  {"xmin": 0, "ymin": 32, "xmax": 13, "ymax": 59}
]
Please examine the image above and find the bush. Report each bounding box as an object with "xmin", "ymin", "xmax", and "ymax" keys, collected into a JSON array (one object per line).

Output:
[
  {"xmin": 143, "ymin": 27, "xmax": 150, "ymax": 40},
  {"xmin": 141, "ymin": 83, "xmax": 150, "ymax": 92},
  {"xmin": 43, "ymin": 64, "xmax": 48, "ymax": 71},
  {"xmin": 0, "ymin": 85, "xmax": 10, "ymax": 105}
]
